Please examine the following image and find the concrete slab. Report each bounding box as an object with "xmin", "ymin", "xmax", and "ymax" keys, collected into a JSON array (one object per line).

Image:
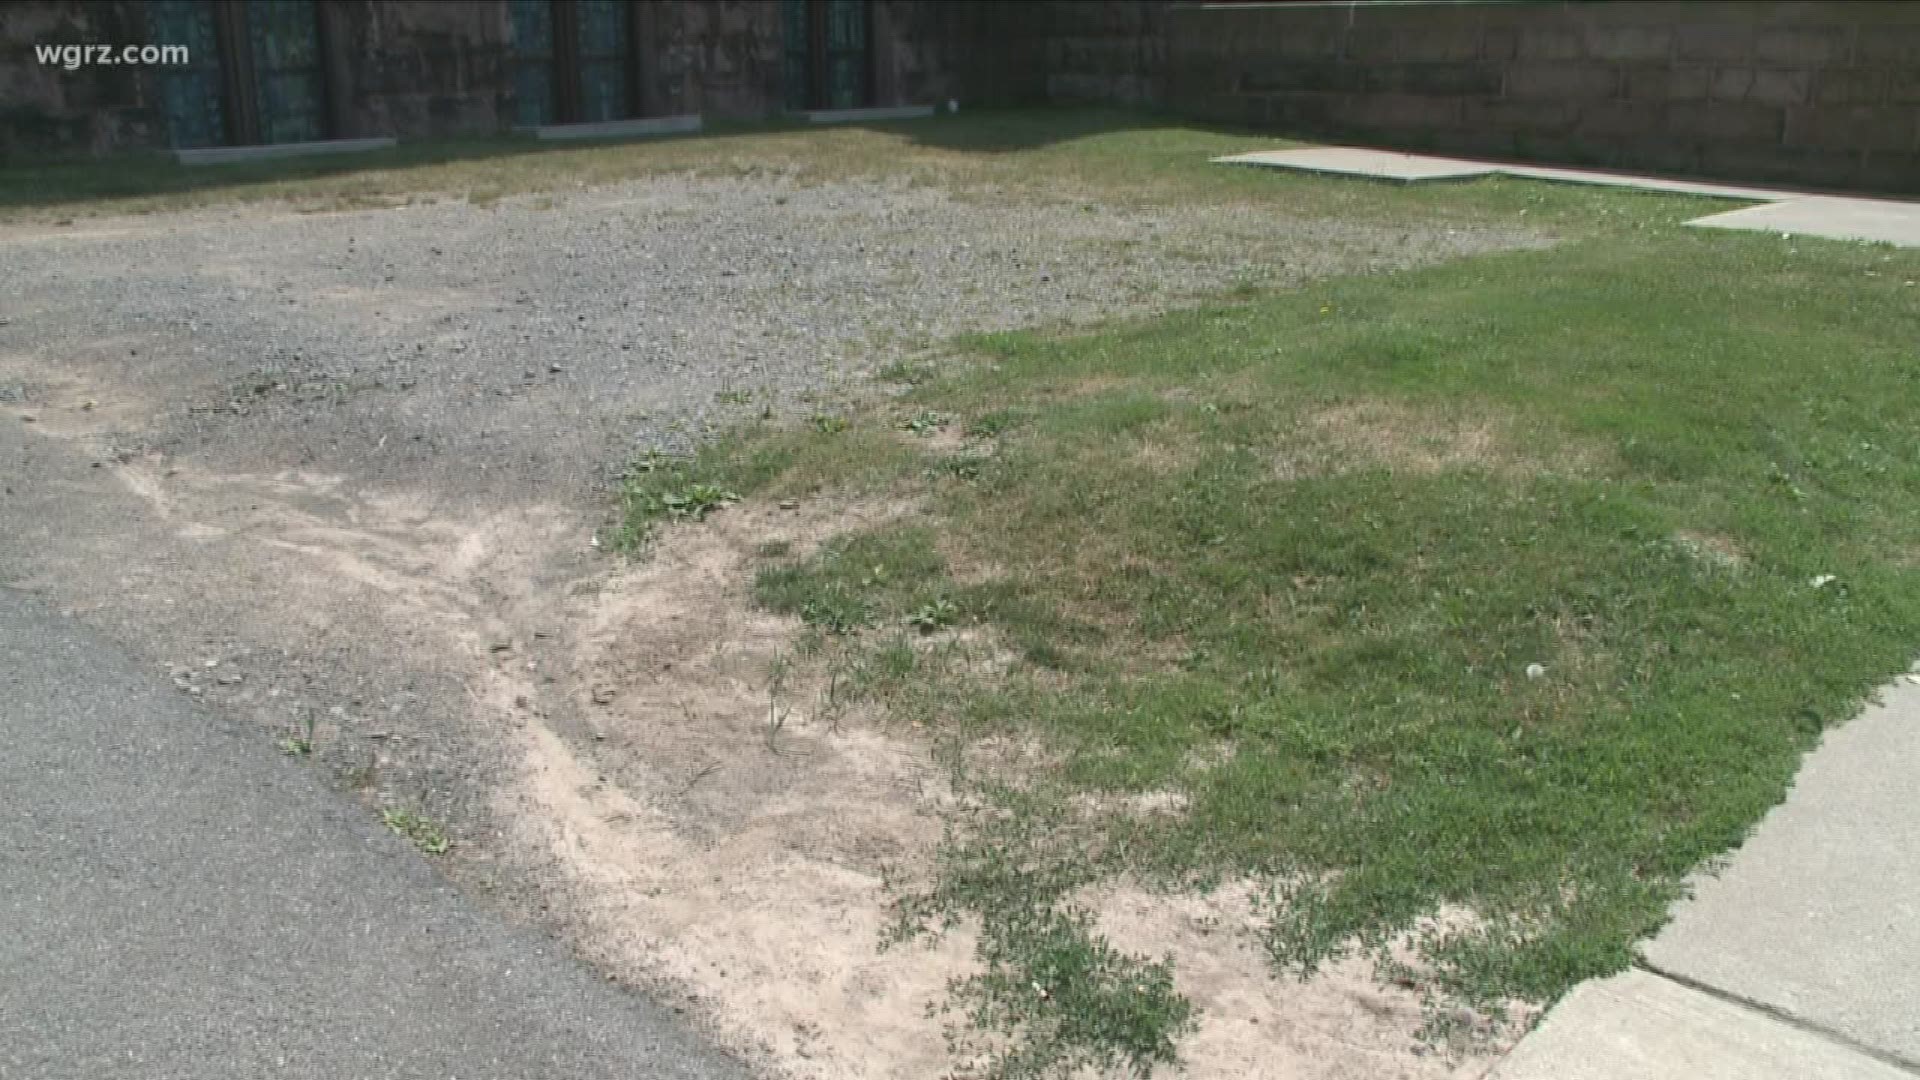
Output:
[
  {"xmin": 1215, "ymin": 147, "xmax": 1796, "ymax": 199},
  {"xmin": 1217, "ymin": 144, "xmax": 1920, "ymax": 245},
  {"xmin": 1490, "ymin": 969, "xmax": 1911, "ymax": 1080},
  {"xmin": 799, "ymin": 104, "xmax": 935, "ymax": 124},
  {"xmin": 1687, "ymin": 196, "xmax": 1920, "ymax": 247},
  {"xmin": 523, "ymin": 114, "xmax": 702, "ymax": 141},
  {"xmin": 1639, "ymin": 678, "xmax": 1920, "ymax": 1064},
  {"xmin": 1214, "ymin": 148, "xmax": 1496, "ymax": 182},
  {"xmin": 1498, "ymin": 163, "xmax": 1799, "ymax": 202},
  {"xmin": 175, "ymin": 137, "xmax": 395, "ymax": 165}
]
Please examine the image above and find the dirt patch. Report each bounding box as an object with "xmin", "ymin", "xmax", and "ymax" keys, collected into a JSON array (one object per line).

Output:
[
  {"xmin": 1673, "ymin": 530, "xmax": 1747, "ymax": 572},
  {"xmin": 1076, "ymin": 880, "xmax": 1519, "ymax": 1080},
  {"xmin": 1267, "ymin": 398, "xmax": 1603, "ymax": 483},
  {"xmin": 504, "ymin": 497, "xmax": 987, "ymax": 1080},
  {"xmin": 1129, "ymin": 436, "xmax": 1198, "ymax": 475},
  {"xmin": 1300, "ymin": 400, "xmax": 1508, "ymax": 477}
]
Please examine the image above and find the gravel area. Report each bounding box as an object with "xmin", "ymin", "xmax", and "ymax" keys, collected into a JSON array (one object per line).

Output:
[{"xmin": 0, "ymin": 173, "xmax": 1542, "ymax": 506}]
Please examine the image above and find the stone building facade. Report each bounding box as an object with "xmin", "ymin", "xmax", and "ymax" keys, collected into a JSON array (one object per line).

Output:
[
  {"xmin": 0, "ymin": 0, "xmax": 1039, "ymax": 158},
  {"xmin": 2, "ymin": 1, "xmax": 1915, "ymax": 194}
]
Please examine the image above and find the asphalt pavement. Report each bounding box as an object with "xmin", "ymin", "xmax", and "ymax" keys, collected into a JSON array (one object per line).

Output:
[{"xmin": 0, "ymin": 587, "xmax": 752, "ymax": 1080}]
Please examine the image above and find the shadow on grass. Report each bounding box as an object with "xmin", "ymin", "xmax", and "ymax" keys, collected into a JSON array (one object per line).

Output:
[
  {"xmin": 0, "ymin": 108, "xmax": 1214, "ymax": 218},
  {"xmin": 0, "ymin": 134, "xmax": 593, "ymax": 214}
]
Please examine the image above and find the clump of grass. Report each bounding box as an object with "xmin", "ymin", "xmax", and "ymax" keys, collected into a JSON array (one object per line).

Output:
[
  {"xmin": 907, "ymin": 597, "xmax": 963, "ymax": 633},
  {"xmin": 617, "ymin": 451, "xmax": 742, "ymax": 544},
  {"xmin": 887, "ymin": 793, "xmax": 1194, "ymax": 1080},
  {"xmin": 382, "ymin": 808, "xmax": 451, "ymax": 855},
  {"xmin": 899, "ymin": 409, "xmax": 951, "ymax": 436},
  {"xmin": 875, "ymin": 358, "xmax": 937, "ymax": 386},
  {"xmin": 932, "ymin": 455, "xmax": 984, "ymax": 481},
  {"xmin": 279, "ymin": 712, "xmax": 317, "ymax": 756},
  {"xmin": 966, "ymin": 409, "xmax": 1027, "ymax": 439},
  {"xmin": 757, "ymin": 529, "xmax": 954, "ymax": 635}
]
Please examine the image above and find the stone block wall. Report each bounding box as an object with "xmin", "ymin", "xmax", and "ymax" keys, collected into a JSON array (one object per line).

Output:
[
  {"xmin": 0, "ymin": 0, "xmax": 1018, "ymax": 158},
  {"xmin": 324, "ymin": 1, "xmax": 513, "ymax": 140},
  {"xmin": 1041, "ymin": 0, "xmax": 1167, "ymax": 107},
  {"xmin": 640, "ymin": 0, "xmax": 783, "ymax": 120},
  {"xmin": 0, "ymin": 1, "xmax": 161, "ymax": 158},
  {"xmin": 1055, "ymin": 0, "xmax": 1920, "ymax": 194}
]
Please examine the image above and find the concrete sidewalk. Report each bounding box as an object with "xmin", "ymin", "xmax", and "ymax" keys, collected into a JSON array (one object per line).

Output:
[
  {"xmin": 0, "ymin": 588, "xmax": 750, "ymax": 1080},
  {"xmin": 1216, "ymin": 147, "xmax": 1920, "ymax": 247},
  {"xmin": 1491, "ymin": 679, "xmax": 1920, "ymax": 1080}
]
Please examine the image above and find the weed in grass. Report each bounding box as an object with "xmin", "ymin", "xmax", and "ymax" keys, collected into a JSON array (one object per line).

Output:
[
  {"xmin": 765, "ymin": 652, "xmax": 797, "ymax": 752},
  {"xmin": 714, "ymin": 387, "xmax": 755, "ymax": 406},
  {"xmin": 279, "ymin": 712, "xmax": 317, "ymax": 756},
  {"xmin": 875, "ymin": 358, "xmax": 935, "ymax": 386},
  {"xmin": 755, "ymin": 539, "xmax": 794, "ymax": 559},
  {"xmin": 618, "ymin": 451, "xmax": 742, "ymax": 543},
  {"xmin": 965, "ymin": 409, "xmax": 1026, "ymax": 439},
  {"xmin": 933, "ymin": 455, "xmax": 984, "ymax": 481},
  {"xmin": 907, "ymin": 597, "xmax": 962, "ymax": 633},
  {"xmin": 660, "ymin": 483, "xmax": 740, "ymax": 519},
  {"xmin": 811, "ymin": 414, "xmax": 851, "ymax": 435},
  {"xmin": 382, "ymin": 808, "xmax": 451, "ymax": 855},
  {"xmin": 900, "ymin": 410, "xmax": 952, "ymax": 436},
  {"xmin": 799, "ymin": 592, "xmax": 874, "ymax": 635},
  {"xmin": 888, "ymin": 794, "xmax": 1195, "ymax": 1080}
]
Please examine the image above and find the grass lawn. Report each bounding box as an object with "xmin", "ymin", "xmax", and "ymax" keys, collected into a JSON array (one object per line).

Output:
[
  {"xmin": 21, "ymin": 109, "xmax": 1915, "ymax": 1077},
  {"xmin": 612, "ymin": 117, "xmax": 1920, "ymax": 1076}
]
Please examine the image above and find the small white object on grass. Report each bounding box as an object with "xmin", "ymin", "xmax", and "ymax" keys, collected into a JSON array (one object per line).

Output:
[
  {"xmin": 1811, "ymin": 574, "xmax": 1836, "ymax": 588},
  {"xmin": 1525, "ymin": 663, "xmax": 1546, "ymax": 680}
]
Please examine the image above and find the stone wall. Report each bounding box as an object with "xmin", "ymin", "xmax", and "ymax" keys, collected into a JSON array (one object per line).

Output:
[
  {"xmin": 0, "ymin": 1, "xmax": 161, "ymax": 158},
  {"xmin": 325, "ymin": 1, "xmax": 513, "ymax": 140},
  {"xmin": 640, "ymin": 0, "xmax": 783, "ymax": 119},
  {"xmin": 1041, "ymin": 0, "xmax": 1166, "ymax": 108},
  {"xmin": 877, "ymin": 0, "xmax": 1045, "ymax": 113},
  {"xmin": 1051, "ymin": 0, "xmax": 1920, "ymax": 195},
  {"xmin": 0, "ymin": 0, "xmax": 1016, "ymax": 157}
]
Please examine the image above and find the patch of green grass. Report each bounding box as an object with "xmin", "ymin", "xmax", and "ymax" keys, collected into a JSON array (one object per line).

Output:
[
  {"xmin": 674, "ymin": 199, "xmax": 1920, "ymax": 1064},
  {"xmin": 279, "ymin": 712, "xmax": 318, "ymax": 757},
  {"xmin": 907, "ymin": 597, "xmax": 964, "ymax": 633},
  {"xmin": 875, "ymin": 358, "xmax": 938, "ymax": 386},
  {"xmin": 382, "ymin": 808, "xmax": 452, "ymax": 855},
  {"xmin": 931, "ymin": 455, "xmax": 985, "ymax": 482},
  {"xmin": 888, "ymin": 797, "xmax": 1194, "ymax": 1080},
  {"xmin": 616, "ymin": 450, "xmax": 745, "ymax": 544},
  {"xmin": 965, "ymin": 409, "xmax": 1028, "ymax": 439},
  {"xmin": 756, "ymin": 527, "xmax": 951, "ymax": 636}
]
